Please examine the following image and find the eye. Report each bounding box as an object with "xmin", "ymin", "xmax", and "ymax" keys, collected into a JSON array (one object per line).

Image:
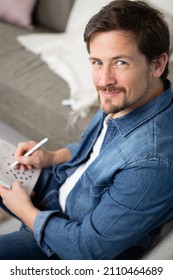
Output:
[
  {"xmin": 91, "ymin": 60, "xmax": 103, "ymax": 66},
  {"xmin": 112, "ymin": 60, "xmax": 129, "ymax": 71},
  {"xmin": 114, "ymin": 60, "xmax": 127, "ymax": 66}
]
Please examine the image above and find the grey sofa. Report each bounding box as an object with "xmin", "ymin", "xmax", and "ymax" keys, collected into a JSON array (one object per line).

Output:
[
  {"xmin": 0, "ymin": 0, "xmax": 96, "ymax": 151},
  {"xmin": 0, "ymin": 0, "xmax": 96, "ymax": 245},
  {"xmin": 0, "ymin": 0, "xmax": 173, "ymax": 260}
]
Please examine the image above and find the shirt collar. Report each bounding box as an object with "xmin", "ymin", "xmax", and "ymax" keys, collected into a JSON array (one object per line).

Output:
[{"xmin": 106, "ymin": 80, "xmax": 173, "ymax": 137}]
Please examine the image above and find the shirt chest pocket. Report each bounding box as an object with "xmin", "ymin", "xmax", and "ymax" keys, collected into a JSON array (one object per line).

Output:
[{"xmin": 66, "ymin": 170, "xmax": 112, "ymax": 221}]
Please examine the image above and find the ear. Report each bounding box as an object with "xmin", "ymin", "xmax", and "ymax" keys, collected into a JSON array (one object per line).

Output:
[{"xmin": 152, "ymin": 53, "xmax": 169, "ymax": 78}]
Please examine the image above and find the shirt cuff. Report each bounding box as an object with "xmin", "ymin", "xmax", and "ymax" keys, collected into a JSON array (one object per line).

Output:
[
  {"xmin": 66, "ymin": 143, "xmax": 79, "ymax": 157},
  {"xmin": 34, "ymin": 210, "xmax": 60, "ymax": 257}
]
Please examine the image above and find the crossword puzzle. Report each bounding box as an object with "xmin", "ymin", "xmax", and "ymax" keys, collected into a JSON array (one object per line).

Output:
[
  {"xmin": 0, "ymin": 139, "xmax": 41, "ymax": 193},
  {"xmin": 4, "ymin": 154, "xmax": 35, "ymax": 185}
]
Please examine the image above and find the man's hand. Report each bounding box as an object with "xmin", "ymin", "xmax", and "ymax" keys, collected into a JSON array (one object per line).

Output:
[
  {"xmin": 14, "ymin": 140, "xmax": 53, "ymax": 170},
  {"xmin": 14, "ymin": 141, "xmax": 71, "ymax": 170},
  {"xmin": 0, "ymin": 182, "xmax": 39, "ymax": 230}
]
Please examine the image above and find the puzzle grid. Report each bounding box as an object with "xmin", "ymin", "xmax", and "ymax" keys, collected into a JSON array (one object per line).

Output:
[{"xmin": 0, "ymin": 139, "xmax": 41, "ymax": 192}]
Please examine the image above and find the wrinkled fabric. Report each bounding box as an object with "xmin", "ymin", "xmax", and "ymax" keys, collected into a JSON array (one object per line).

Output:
[{"xmin": 32, "ymin": 81, "xmax": 173, "ymax": 259}]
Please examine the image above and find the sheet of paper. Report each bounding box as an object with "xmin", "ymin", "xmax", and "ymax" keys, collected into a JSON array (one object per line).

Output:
[{"xmin": 0, "ymin": 139, "xmax": 41, "ymax": 194}]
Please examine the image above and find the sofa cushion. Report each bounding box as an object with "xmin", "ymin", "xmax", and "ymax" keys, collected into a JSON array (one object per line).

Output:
[
  {"xmin": 0, "ymin": 0, "xmax": 37, "ymax": 30},
  {"xmin": 142, "ymin": 221, "xmax": 173, "ymax": 259},
  {"xmin": 0, "ymin": 22, "xmax": 97, "ymax": 151},
  {"xmin": 66, "ymin": 0, "xmax": 111, "ymax": 34},
  {"xmin": 35, "ymin": 0, "xmax": 75, "ymax": 32}
]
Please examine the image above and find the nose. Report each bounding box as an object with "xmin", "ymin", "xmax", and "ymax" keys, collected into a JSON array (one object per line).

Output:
[{"xmin": 99, "ymin": 65, "xmax": 117, "ymax": 86}]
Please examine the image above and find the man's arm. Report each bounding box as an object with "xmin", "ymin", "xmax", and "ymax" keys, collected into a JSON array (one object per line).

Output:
[{"xmin": 48, "ymin": 148, "xmax": 71, "ymax": 166}]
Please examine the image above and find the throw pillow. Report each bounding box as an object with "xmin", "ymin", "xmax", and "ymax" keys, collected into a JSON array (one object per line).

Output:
[
  {"xmin": 66, "ymin": 0, "xmax": 111, "ymax": 33},
  {"xmin": 35, "ymin": 0, "xmax": 75, "ymax": 32},
  {"xmin": 0, "ymin": 0, "xmax": 37, "ymax": 30}
]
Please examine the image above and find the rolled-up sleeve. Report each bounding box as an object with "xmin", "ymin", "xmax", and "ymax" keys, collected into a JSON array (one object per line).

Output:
[
  {"xmin": 34, "ymin": 210, "xmax": 60, "ymax": 257},
  {"xmin": 66, "ymin": 143, "xmax": 80, "ymax": 158}
]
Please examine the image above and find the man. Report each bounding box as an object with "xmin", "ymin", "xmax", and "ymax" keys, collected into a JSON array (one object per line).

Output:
[{"xmin": 0, "ymin": 0, "xmax": 173, "ymax": 260}]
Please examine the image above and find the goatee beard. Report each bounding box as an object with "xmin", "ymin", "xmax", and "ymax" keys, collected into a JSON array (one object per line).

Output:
[
  {"xmin": 97, "ymin": 85, "xmax": 129, "ymax": 115},
  {"xmin": 98, "ymin": 94, "xmax": 131, "ymax": 115}
]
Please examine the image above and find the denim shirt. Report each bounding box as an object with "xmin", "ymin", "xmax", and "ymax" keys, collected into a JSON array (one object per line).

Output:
[{"xmin": 34, "ymin": 81, "xmax": 173, "ymax": 259}]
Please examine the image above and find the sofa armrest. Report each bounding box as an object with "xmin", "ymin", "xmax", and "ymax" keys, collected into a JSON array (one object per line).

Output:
[
  {"xmin": 142, "ymin": 227, "xmax": 173, "ymax": 260},
  {"xmin": 34, "ymin": 0, "xmax": 75, "ymax": 32}
]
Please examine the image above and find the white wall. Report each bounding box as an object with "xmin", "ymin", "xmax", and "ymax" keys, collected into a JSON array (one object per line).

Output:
[{"xmin": 147, "ymin": 0, "xmax": 173, "ymax": 15}]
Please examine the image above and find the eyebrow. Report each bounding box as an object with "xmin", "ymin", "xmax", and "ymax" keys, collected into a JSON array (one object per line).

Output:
[{"xmin": 89, "ymin": 55, "xmax": 135, "ymax": 61}]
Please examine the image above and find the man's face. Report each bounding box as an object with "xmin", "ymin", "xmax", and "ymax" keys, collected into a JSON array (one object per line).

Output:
[{"xmin": 89, "ymin": 30, "xmax": 159, "ymax": 117}]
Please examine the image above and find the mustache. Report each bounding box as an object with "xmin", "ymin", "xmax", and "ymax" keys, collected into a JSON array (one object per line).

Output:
[{"xmin": 96, "ymin": 85, "xmax": 126, "ymax": 93}]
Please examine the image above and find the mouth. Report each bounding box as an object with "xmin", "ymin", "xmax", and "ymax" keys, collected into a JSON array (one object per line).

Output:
[
  {"xmin": 102, "ymin": 90, "xmax": 121, "ymax": 98},
  {"xmin": 97, "ymin": 85, "xmax": 125, "ymax": 99}
]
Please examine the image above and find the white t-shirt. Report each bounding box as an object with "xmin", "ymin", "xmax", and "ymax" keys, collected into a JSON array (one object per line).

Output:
[{"xmin": 59, "ymin": 118, "xmax": 108, "ymax": 212}]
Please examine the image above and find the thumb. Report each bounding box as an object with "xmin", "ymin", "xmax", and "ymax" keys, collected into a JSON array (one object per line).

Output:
[{"xmin": 0, "ymin": 185, "xmax": 10, "ymax": 197}]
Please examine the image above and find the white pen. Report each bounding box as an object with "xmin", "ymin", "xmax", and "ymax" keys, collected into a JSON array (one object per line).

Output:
[{"xmin": 10, "ymin": 137, "xmax": 48, "ymax": 168}]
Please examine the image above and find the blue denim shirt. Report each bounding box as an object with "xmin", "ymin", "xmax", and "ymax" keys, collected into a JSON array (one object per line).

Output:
[{"xmin": 34, "ymin": 81, "xmax": 173, "ymax": 259}]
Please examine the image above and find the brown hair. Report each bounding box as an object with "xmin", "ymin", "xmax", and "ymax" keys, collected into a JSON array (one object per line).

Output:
[{"xmin": 84, "ymin": 0, "xmax": 170, "ymax": 81}]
